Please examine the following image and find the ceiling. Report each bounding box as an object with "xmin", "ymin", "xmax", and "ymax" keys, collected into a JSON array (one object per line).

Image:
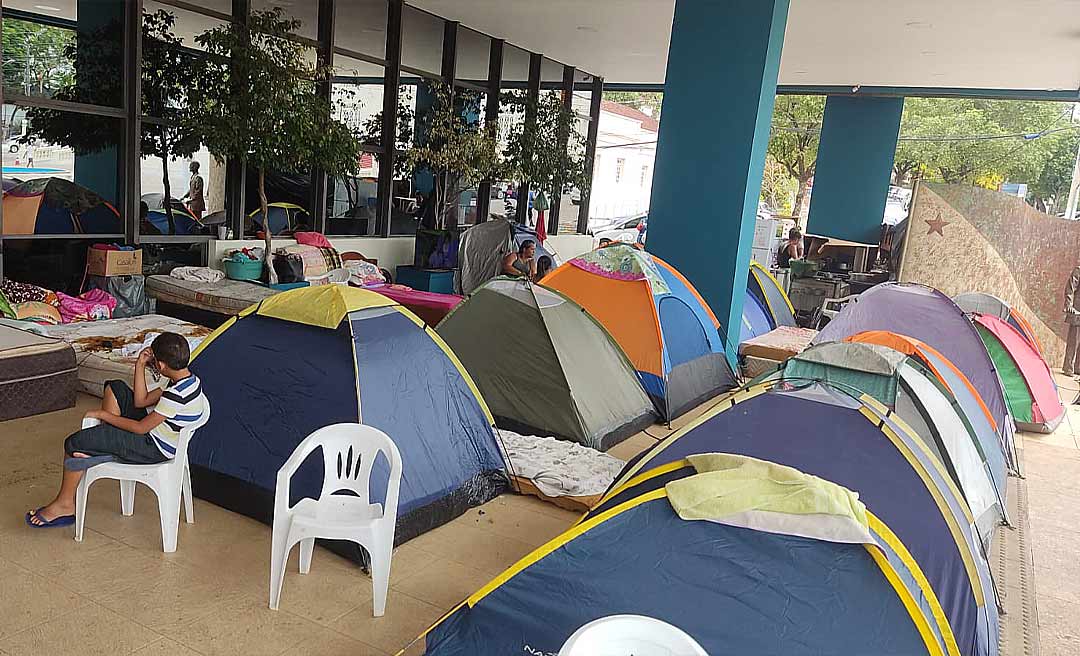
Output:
[{"xmin": 413, "ymin": 0, "xmax": 1080, "ymax": 91}]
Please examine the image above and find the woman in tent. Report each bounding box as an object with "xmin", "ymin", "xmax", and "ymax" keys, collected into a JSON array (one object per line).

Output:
[{"xmin": 501, "ymin": 239, "xmax": 537, "ymax": 279}]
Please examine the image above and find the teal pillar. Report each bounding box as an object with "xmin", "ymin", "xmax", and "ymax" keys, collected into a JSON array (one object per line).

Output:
[
  {"xmin": 648, "ymin": 0, "xmax": 790, "ymax": 364},
  {"xmin": 807, "ymin": 95, "xmax": 904, "ymax": 244}
]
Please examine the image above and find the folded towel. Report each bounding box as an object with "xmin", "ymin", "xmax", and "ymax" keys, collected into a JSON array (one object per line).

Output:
[{"xmin": 170, "ymin": 266, "xmax": 225, "ymax": 283}]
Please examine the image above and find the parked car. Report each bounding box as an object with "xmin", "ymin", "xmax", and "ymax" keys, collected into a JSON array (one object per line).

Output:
[{"xmin": 593, "ymin": 213, "xmax": 647, "ymax": 243}]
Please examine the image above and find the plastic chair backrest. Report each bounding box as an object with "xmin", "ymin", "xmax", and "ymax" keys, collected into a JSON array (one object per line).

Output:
[
  {"xmin": 278, "ymin": 423, "xmax": 403, "ymax": 513},
  {"xmin": 174, "ymin": 395, "xmax": 211, "ymax": 465}
]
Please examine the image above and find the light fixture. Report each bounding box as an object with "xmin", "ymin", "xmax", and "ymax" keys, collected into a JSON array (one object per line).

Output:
[
  {"xmin": 904, "ymin": 20, "xmax": 932, "ymax": 29},
  {"xmin": 576, "ymin": 26, "xmax": 598, "ymax": 33},
  {"xmin": 33, "ymin": 4, "xmax": 62, "ymax": 11}
]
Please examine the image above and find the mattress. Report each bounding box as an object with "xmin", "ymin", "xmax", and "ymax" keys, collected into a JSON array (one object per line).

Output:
[
  {"xmin": 0, "ymin": 324, "xmax": 77, "ymax": 420},
  {"xmin": 146, "ymin": 275, "xmax": 276, "ymax": 315},
  {"xmin": 739, "ymin": 325, "xmax": 818, "ymax": 362},
  {"xmin": 41, "ymin": 315, "xmax": 213, "ymax": 397}
]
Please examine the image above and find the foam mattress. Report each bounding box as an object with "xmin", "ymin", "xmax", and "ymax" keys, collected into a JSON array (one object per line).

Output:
[
  {"xmin": 41, "ymin": 315, "xmax": 213, "ymax": 397},
  {"xmin": 0, "ymin": 324, "xmax": 77, "ymax": 420},
  {"xmin": 146, "ymin": 275, "xmax": 275, "ymax": 315}
]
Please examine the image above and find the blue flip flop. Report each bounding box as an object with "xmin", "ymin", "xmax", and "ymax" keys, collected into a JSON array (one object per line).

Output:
[
  {"xmin": 25, "ymin": 507, "xmax": 75, "ymax": 529},
  {"xmin": 64, "ymin": 455, "xmax": 115, "ymax": 471}
]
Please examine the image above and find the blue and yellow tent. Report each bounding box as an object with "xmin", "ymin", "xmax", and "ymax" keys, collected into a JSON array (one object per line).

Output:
[
  {"xmin": 608, "ymin": 381, "xmax": 999, "ymax": 656},
  {"xmin": 189, "ymin": 285, "xmax": 508, "ymax": 560},
  {"xmin": 407, "ymin": 455, "xmax": 952, "ymax": 656},
  {"xmin": 748, "ymin": 259, "xmax": 796, "ymax": 327}
]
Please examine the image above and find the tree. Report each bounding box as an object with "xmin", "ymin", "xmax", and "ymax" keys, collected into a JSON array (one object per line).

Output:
[
  {"xmin": 398, "ymin": 83, "xmax": 503, "ymax": 229},
  {"xmin": 1, "ymin": 18, "xmax": 74, "ymax": 99},
  {"xmin": 602, "ymin": 91, "xmax": 663, "ymax": 119},
  {"xmin": 142, "ymin": 10, "xmax": 201, "ymax": 235},
  {"xmin": 766, "ymin": 95, "xmax": 824, "ymax": 218},
  {"xmin": 186, "ymin": 8, "xmax": 360, "ymax": 280},
  {"xmin": 759, "ymin": 155, "xmax": 797, "ymax": 215},
  {"xmin": 501, "ymin": 89, "xmax": 590, "ymax": 212}
]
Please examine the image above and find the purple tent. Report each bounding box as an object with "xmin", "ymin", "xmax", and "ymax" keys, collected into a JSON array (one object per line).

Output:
[{"xmin": 815, "ymin": 283, "xmax": 1010, "ymax": 435}]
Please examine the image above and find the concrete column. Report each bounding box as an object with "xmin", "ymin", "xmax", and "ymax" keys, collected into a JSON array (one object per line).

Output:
[
  {"xmin": 648, "ymin": 0, "xmax": 789, "ymax": 362},
  {"xmin": 807, "ymin": 95, "xmax": 904, "ymax": 244}
]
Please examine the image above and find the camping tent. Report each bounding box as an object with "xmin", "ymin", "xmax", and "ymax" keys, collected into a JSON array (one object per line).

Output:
[
  {"xmin": 609, "ymin": 381, "xmax": 998, "ymax": 656},
  {"xmin": 973, "ymin": 313, "xmax": 1065, "ymax": 433},
  {"xmin": 436, "ymin": 277, "xmax": 657, "ymax": 450},
  {"xmin": 141, "ymin": 193, "xmax": 203, "ymax": 235},
  {"xmin": 458, "ymin": 218, "xmax": 557, "ymax": 294},
  {"xmin": 414, "ymin": 455, "xmax": 952, "ymax": 656},
  {"xmin": 814, "ymin": 283, "xmax": 1014, "ymax": 451},
  {"xmin": 542, "ymin": 244, "xmax": 737, "ymax": 421},
  {"xmin": 748, "ymin": 260, "xmax": 797, "ymax": 328},
  {"xmin": 779, "ymin": 341, "xmax": 1005, "ymax": 539},
  {"xmin": 2, "ymin": 177, "xmax": 122, "ymax": 235},
  {"xmin": 189, "ymin": 285, "xmax": 508, "ymax": 559},
  {"xmin": 954, "ymin": 292, "xmax": 1043, "ymax": 358},
  {"xmin": 248, "ymin": 202, "xmax": 311, "ymax": 235},
  {"xmin": 740, "ymin": 289, "xmax": 773, "ymax": 343},
  {"xmin": 847, "ymin": 330, "xmax": 1013, "ymax": 481}
]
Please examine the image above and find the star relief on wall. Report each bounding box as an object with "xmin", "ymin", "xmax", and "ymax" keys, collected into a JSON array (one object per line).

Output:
[{"xmin": 925, "ymin": 215, "xmax": 950, "ymax": 236}]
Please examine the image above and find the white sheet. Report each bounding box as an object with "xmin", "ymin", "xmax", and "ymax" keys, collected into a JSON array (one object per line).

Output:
[{"xmin": 496, "ymin": 429, "xmax": 626, "ymax": 498}]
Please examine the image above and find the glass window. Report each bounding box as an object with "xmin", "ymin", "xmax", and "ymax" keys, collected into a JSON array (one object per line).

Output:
[
  {"xmin": 501, "ymin": 43, "xmax": 530, "ymax": 90},
  {"xmin": 540, "ymin": 57, "xmax": 564, "ymax": 90},
  {"xmin": 143, "ymin": 1, "xmax": 230, "ymax": 50},
  {"xmin": 327, "ymin": 158, "xmax": 380, "ymax": 236},
  {"xmin": 615, "ymin": 158, "xmax": 625, "ymax": 183},
  {"xmin": 2, "ymin": 104, "xmax": 123, "ymax": 235},
  {"xmin": 332, "ymin": 58, "xmax": 385, "ymax": 148},
  {"xmin": 334, "ymin": 0, "xmax": 387, "ymax": 60},
  {"xmin": 454, "ymin": 27, "xmax": 489, "ymax": 86},
  {"xmin": 2, "ymin": 3, "xmax": 125, "ymax": 107},
  {"xmin": 139, "ymin": 131, "xmax": 215, "ymax": 236},
  {"xmin": 401, "ymin": 5, "xmax": 443, "ymax": 75},
  {"xmin": 243, "ymin": 168, "xmax": 313, "ymax": 237},
  {"xmin": 252, "ymin": 0, "xmax": 318, "ymax": 41}
]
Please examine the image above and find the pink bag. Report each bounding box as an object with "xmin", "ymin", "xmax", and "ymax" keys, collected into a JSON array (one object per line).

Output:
[
  {"xmin": 293, "ymin": 231, "xmax": 333, "ymax": 248},
  {"xmin": 57, "ymin": 289, "xmax": 116, "ymax": 323}
]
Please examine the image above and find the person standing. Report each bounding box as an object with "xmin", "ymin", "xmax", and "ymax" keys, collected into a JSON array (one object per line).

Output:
[
  {"xmin": 183, "ymin": 161, "xmax": 205, "ymax": 219},
  {"xmin": 1064, "ymin": 265, "xmax": 1080, "ymax": 375}
]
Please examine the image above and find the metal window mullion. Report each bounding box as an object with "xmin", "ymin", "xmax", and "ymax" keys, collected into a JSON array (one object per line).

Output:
[
  {"xmin": 123, "ymin": 0, "xmax": 144, "ymax": 245},
  {"xmin": 476, "ymin": 39, "xmax": 502, "ymax": 224},
  {"xmin": 5, "ymin": 94, "xmax": 126, "ymax": 118},
  {"xmin": 517, "ymin": 52, "xmax": 541, "ymax": 225},
  {"xmin": 225, "ymin": 0, "xmax": 251, "ymax": 238},
  {"xmin": 548, "ymin": 64, "xmax": 575, "ymax": 236},
  {"xmin": 0, "ymin": 3, "xmax": 4, "ymax": 278},
  {"xmin": 377, "ymin": 0, "xmax": 403, "ymax": 237},
  {"xmin": 311, "ymin": 0, "xmax": 335, "ymax": 235},
  {"xmin": 577, "ymin": 75, "xmax": 603, "ymax": 235}
]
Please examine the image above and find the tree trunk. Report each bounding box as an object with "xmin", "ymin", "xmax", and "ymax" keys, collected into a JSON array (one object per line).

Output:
[
  {"xmin": 258, "ymin": 168, "xmax": 276, "ymax": 284},
  {"xmin": 793, "ymin": 177, "xmax": 811, "ymax": 219},
  {"xmin": 161, "ymin": 156, "xmax": 176, "ymax": 236}
]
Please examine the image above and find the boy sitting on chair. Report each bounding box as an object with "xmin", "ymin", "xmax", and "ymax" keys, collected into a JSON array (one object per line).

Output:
[{"xmin": 27, "ymin": 332, "xmax": 207, "ymax": 528}]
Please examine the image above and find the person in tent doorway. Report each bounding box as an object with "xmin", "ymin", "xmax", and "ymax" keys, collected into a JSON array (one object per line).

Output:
[
  {"xmin": 502, "ymin": 240, "xmax": 537, "ymax": 280},
  {"xmin": 536, "ymin": 255, "xmax": 553, "ymax": 280},
  {"xmin": 25, "ymin": 333, "xmax": 208, "ymax": 528},
  {"xmin": 1063, "ymin": 264, "xmax": 1080, "ymax": 375},
  {"xmin": 182, "ymin": 161, "xmax": 205, "ymax": 219},
  {"xmin": 777, "ymin": 227, "xmax": 804, "ymax": 268}
]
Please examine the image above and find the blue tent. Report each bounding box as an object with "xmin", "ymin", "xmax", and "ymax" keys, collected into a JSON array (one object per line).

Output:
[
  {"xmin": 608, "ymin": 381, "xmax": 999, "ymax": 656},
  {"xmin": 416, "ymin": 459, "xmax": 950, "ymax": 656},
  {"xmin": 189, "ymin": 286, "xmax": 508, "ymax": 561},
  {"xmin": 740, "ymin": 288, "xmax": 773, "ymax": 343}
]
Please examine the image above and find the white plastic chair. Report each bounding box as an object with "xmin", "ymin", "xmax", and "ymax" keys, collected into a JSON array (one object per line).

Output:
[
  {"xmin": 559, "ymin": 615, "xmax": 709, "ymax": 656},
  {"xmin": 268, "ymin": 423, "xmax": 402, "ymax": 615},
  {"xmin": 74, "ymin": 398, "xmax": 210, "ymax": 553}
]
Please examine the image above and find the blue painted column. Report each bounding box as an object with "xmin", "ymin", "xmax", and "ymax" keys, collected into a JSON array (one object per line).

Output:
[
  {"xmin": 648, "ymin": 0, "xmax": 789, "ymax": 364},
  {"xmin": 807, "ymin": 95, "xmax": 904, "ymax": 244}
]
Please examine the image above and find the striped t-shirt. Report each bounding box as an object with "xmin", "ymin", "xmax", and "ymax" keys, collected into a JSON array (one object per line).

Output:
[{"xmin": 150, "ymin": 375, "xmax": 207, "ymax": 458}]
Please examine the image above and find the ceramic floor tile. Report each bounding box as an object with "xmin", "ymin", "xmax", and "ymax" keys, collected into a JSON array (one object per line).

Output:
[
  {"xmin": 331, "ymin": 592, "xmax": 444, "ymax": 655},
  {"xmin": 0, "ymin": 557, "xmax": 85, "ymax": 640},
  {"xmin": 166, "ymin": 599, "xmax": 327, "ymax": 656},
  {"xmin": 131, "ymin": 637, "xmax": 204, "ymax": 656},
  {"xmin": 1038, "ymin": 594, "xmax": 1080, "ymax": 656},
  {"xmin": 407, "ymin": 521, "xmax": 535, "ymax": 576},
  {"xmin": 37, "ymin": 535, "xmax": 177, "ymax": 596},
  {"xmin": 277, "ymin": 630, "xmax": 389, "ymax": 656},
  {"xmin": 461, "ymin": 496, "xmax": 576, "ymax": 544},
  {"xmin": 269, "ymin": 547, "xmax": 376, "ymax": 625},
  {"xmin": 0, "ymin": 601, "xmax": 161, "ymax": 656},
  {"xmin": 390, "ymin": 557, "xmax": 491, "ymax": 610}
]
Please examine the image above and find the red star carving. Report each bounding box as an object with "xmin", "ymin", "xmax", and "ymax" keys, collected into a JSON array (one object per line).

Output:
[{"xmin": 925, "ymin": 217, "xmax": 950, "ymax": 236}]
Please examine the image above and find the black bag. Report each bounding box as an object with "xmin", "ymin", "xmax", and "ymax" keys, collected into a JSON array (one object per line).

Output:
[
  {"xmin": 87, "ymin": 274, "xmax": 148, "ymax": 318},
  {"xmin": 272, "ymin": 253, "xmax": 305, "ymax": 283}
]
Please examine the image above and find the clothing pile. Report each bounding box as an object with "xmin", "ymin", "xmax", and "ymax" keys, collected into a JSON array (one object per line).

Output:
[
  {"xmin": 169, "ymin": 266, "xmax": 225, "ymax": 283},
  {"xmin": 0, "ymin": 278, "xmax": 118, "ymax": 325}
]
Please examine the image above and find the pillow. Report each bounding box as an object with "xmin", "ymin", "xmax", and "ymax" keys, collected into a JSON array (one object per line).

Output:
[
  {"xmin": 13, "ymin": 301, "xmax": 62, "ymax": 325},
  {"xmin": 293, "ymin": 231, "xmax": 333, "ymax": 249}
]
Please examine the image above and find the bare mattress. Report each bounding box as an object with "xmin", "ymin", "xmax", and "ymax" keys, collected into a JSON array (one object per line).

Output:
[
  {"xmin": 146, "ymin": 275, "xmax": 275, "ymax": 315},
  {"xmin": 40, "ymin": 315, "xmax": 213, "ymax": 397},
  {"xmin": 0, "ymin": 324, "xmax": 77, "ymax": 420}
]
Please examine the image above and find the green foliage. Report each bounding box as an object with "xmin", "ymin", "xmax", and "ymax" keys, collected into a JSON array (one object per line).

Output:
[
  {"xmin": 767, "ymin": 96, "xmax": 825, "ymax": 216},
  {"xmin": 501, "ymin": 89, "xmax": 590, "ymax": 199},
  {"xmin": 358, "ymin": 90, "xmax": 415, "ymax": 179},
  {"xmin": 760, "ymin": 156, "xmax": 797, "ymax": 215},
  {"xmin": 1, "ymin": 17, "xmax": 74, "ymax": 97},
  {"xmin": 602, "ymin": 91, "xmax": 662, "ymax": 119}
]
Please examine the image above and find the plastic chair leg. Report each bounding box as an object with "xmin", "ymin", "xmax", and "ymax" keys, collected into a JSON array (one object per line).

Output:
[
  {"xmin": 74, "ymin": 477, "xmax": 90, "ymax": 543},
  {"xmin": 182, "ymin": 465, "xmax": 194, "ymax": 524},
  {"xmin": 299, "ymin": 538, "xmax": 315, "ymax": 575},
  {"xmin": 369, "ymin": 538, "xmax": 393, "ymax": 617},
  {"xmin": 119, "ymin": 480, "xmax": 136, "ymax": 517},
  {"xmin": 157, "ymin": 489, "xmax": 181, "ymax": 553},
  {"xmin": 268, "ymin": 521, "xmax": 290, "ymax": 610}
]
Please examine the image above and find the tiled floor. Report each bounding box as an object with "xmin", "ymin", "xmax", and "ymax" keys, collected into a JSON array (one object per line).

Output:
[{"xmin": 0, "ymin": 381, "xmax": 1072, "ymax": 655}]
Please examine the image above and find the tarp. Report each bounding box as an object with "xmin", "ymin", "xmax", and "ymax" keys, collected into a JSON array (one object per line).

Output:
[
  {"xmin": 974, "ymin": 313, "xmax": 1065, "ymax": 433},
  {"xmin": 416, "ymin": 460, "xmax": 947, "ymax": 656},
  {"xmin": 814, "ymin": 283, "xmax": 1011, "ymax": 442},
  {"xmin": 436, "ymin": 277, "xmax": 656, "ymax": 450},
  {"xmin": 189, "ymin": 287, "xmax": 507, "ymax": 561},
  {"xmin": 2, "ymin": 177, "xmax": 122, "ymax": 235},
  {"xmin": 542, "ymin": 244, "xmax": 736, "ymax": 421},
  {"xmin": 749, "ymin": 260, "xmax": 797, "ymax": 328},
  {"xmin": 248, "ymin": 202, "xmax": 310, "ymax": 235},
  {"xmin": 141, "ymin": 193, "xmax": 203, "ymax": 236},
  {"xmin": 606, "ymin": 382, "xmax": 998, "ymax": 656}
]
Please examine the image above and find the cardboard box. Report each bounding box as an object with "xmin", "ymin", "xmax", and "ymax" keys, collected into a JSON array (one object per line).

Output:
[{"xmin": 87, "ymin": 248, "xmax": 143, "ymax": 277}]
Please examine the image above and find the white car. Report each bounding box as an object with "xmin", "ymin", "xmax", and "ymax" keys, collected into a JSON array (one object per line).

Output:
[{"xmin": 593, "ymin": 214, "xmax": 646, "ymax": 244}]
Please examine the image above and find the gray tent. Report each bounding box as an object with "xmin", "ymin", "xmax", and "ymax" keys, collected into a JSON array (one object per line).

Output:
[
  {"xmin": 437, "ymin": 277, "xmax": 657, "ymax": 450},
  {"xmin": 458, "ymin": 218, "xmax": 557, "ymax": 294}
]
